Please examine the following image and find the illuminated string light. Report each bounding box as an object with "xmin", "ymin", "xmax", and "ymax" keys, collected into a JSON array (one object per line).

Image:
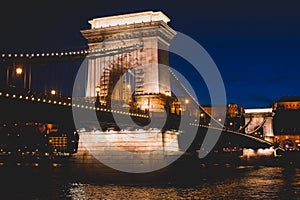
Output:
[
  {"xmin": 1, "ymin": 43, "xmax": 143, "ymax": 60},
  {"xmin": 0, "ymin": 90, "xmax": 151, "ymax": 119}
]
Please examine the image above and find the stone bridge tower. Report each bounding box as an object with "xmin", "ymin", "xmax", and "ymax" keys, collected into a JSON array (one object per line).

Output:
[
  {"xmin": 81, "ymin": 11, "xmax": 176, "ymax": 112},
  {"xmin": 243, "ymin": 108, "xmax": 275, "ymax": 142}
]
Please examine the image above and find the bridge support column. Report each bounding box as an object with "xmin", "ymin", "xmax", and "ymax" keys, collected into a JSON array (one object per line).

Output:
[{"xmin": 81, "ymin": 11, "xmax": 176, "ymax": 111}]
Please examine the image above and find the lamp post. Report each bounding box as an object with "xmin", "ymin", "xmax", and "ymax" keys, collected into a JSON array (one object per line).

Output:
[
  {"xmin": 185, "ymin": 99, "xmax": 189, "ymax": 116},
  {"xmin": 200, "ymin": 112, "xmax": 206, "ymax": 124},
  {"xmin": 14, "ymin": 65, "xmax": 26, "ymax": 89},
  {"xmin": 5, "ymin": 64, "xmax": 30, "ymax": 90},
  {"xmin": 95, "ymin": 85, "xmax": 100, "ymax": 103},
  {"xmin": 95, "ymin": 86, "xmax": 101, "ymax": 108},
  {"xmin": 15, "ymin": 67, "xmax": 23, "ymax": 89}
]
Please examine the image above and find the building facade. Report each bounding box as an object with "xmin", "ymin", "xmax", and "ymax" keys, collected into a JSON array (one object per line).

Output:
[{"xmin": 273, "ymin": 97, "xmax": 300, "ymax": 150}]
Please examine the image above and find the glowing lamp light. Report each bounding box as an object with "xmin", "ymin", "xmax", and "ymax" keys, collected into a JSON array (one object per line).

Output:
[
  {"xmin": 95, "ymin": 86, "xmax": 101, "ymax": 93},
  {"xmin": 185, "ymin": 99, "xmax": 189, "ymax": 104},
  {"xmin": 50, "ymin": 89, "xmax": 56, "ymax": 95},
  {"xmin": 15, "ymin": 67, "xmax": 23, "ymax": 75}
]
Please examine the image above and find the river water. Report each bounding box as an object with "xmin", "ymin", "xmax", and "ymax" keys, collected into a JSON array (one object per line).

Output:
[{"xmin": 0, "ymin": 163, "xmax": 299, "ymax": 199}]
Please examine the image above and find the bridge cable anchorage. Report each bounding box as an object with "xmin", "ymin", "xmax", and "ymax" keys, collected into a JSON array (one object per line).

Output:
[{"xmin": 169, "ymin": 68, "xmax": 225, "ymax": 129}]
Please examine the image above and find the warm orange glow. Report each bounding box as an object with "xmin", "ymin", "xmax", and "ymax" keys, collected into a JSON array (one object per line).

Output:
[
  {"xmin": 95, "ymin": 86, "xmax": 101, "ymax": 93},
  {"xmin": 16, "ymin": 67, "xmax": 23, "ymax": 75},
  {"xmin": 33, "ymin": 163, "xmax": 39, "ymax": 167},
  {"xmin": 50, "ymin": 89, "xmax": 56, "ymax": 95},
  {"xmin": 52, "ymin": 163, "xmax": 61, "ymax": 167},
  {"xmin": 185, "ymin": 99, "xmax": 189, "ymax": 104},
  {"xmin": 200, "ymin": 113, "xmax": 204, "ymax": 117}
]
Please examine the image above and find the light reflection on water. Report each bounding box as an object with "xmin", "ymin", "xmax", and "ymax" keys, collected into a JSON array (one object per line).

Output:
[
  {"xmin": 0, "ymin": 165, "xmax": 299, "ymax": 199},
  {"xmin": 63, "ymin": 167, "xmax": 300, "ymax": 200}
]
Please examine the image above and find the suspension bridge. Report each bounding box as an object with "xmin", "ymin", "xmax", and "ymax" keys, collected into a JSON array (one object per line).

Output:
[{"xmin": 0, "ymin": 11, "xmax": 274, "ymax": 164}]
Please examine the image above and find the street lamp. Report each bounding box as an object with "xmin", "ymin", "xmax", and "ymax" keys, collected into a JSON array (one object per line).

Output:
[
  {"xmin": 184, "ymin": 99, "xmax": 190, "ymax": 116},
  {"xmin": 95, "ymin": 85, "xmax": 100, "ymax": 96},
  {"xmin": 95, "ymin": 85, "xmax": 100, "ymax": 103},
  {"xmin": 11, "ymin": 66, "xmax": 27, "ymax": 89},
  {"xmin": 15, "ymin": 67, "xmax": 23, "ymax": 75},
  {"xmin": 200, "ymin": 113, "xmax": 205, "ymax": 124},
  {"xmin": 50, "ymin": 89, "xmax": 56, "ymax": 96}
]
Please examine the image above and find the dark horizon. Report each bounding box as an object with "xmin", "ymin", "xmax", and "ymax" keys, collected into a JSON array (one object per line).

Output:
[{"xmin": 1, "ymin": 1, "xmax": 299, "ymax": 108}]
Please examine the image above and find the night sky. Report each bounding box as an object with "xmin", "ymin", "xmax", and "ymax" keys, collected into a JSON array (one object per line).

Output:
[{"xmin": 1, "ymin": 1, "xmax": 299, "ymax": 108}]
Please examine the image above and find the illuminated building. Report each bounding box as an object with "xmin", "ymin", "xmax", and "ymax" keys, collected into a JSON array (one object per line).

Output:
[
  {"xmin": 273, "ymin": 96, "xmax": 300, "ymax": 150},
  {"xmin": 46, "ymin": 124, "xmax": 78, "ymax": 154},
  {"xmin": 48, "ymin": 136, "xmax": 68, "ymax": 153}
]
